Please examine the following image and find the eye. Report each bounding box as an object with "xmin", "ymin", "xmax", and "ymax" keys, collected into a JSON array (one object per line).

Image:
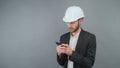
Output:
[{"xmin": 71, "ymin": 22, "xmax": 75, "ymax": 24}]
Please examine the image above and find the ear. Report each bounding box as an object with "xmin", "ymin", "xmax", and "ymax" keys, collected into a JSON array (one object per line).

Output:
[{"xmin": 78, "ymin": 18, "xmax": 84, "ymax": 24}]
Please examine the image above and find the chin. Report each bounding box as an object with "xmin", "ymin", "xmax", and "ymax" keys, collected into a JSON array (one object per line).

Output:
[
  {"xmin": 69, "ymin": 30, "xmax": 73, "ymax": 32},
  {"xmin": 70, "ymin": 31, "xmax": 74, "ymax": 33}
]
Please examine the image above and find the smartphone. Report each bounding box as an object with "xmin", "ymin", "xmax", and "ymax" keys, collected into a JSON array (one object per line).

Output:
[
  {"xmin": 56, "ymin": 42, "xmax": 68, "ymax": 47},
  {"xmin": 56, "ymin": 42, "xmax": 61, "ymax": 45}
]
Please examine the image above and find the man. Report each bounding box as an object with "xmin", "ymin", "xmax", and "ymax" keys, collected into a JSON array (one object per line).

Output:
[{"xmin": 56, "ymin": 6, "xmax": 96, "ymax": 68}]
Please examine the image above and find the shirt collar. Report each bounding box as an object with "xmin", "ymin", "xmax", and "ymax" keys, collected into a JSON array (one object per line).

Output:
[{"xmin": 70, "ymin": 31, "xmax": 80, "ymax": 38}]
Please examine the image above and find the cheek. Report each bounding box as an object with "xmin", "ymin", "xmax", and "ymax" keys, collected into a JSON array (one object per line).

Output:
[
  {"xmin": 67, "ymin": 24, "xmax": 73, "ymax": 28},
  {"xmin": 67, "ymin": 24, "xmax": 71, "ymax": 28},
  {"xmin": 73, "ymin": 24, "xmax": 78, "ymax": 28}
]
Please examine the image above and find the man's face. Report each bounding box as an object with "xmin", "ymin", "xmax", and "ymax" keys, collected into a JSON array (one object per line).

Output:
[{"xmin": 66, "ymin": 19, "xmax": 80, "ymax": 33}]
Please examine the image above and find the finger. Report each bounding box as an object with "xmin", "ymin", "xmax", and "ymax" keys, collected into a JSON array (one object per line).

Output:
[
  {"xmin": 61, "ymin": 49, "xmax": 66, "ymax": 53},
  {"xmin": 57, "ymin": 45, "xmax": 63, "ymax": 48},
  {"xmin": 59, "ymin": 44, "xmax": 67, "ymax": 47},
  {"xmin": 63, "ymin": 45, "xmax": 69, "ymax": 48},
  {"xmin": 60, "ymin": 47, "xmax": 66, "ymax": 49},
  {"xmin": 59, "ymin": 45, "xmax": 64, "ymax": 47}
]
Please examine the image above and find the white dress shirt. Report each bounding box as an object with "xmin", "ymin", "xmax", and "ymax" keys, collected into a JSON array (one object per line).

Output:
[{"xmin": 67, "ymin": 31, "xmax": 80, "ymax": 68}]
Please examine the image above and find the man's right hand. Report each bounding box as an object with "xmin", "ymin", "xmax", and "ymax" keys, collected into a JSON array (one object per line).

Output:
[{"xmin": 56, "ymin": 44, "xmax": 66, "ymax": 57}]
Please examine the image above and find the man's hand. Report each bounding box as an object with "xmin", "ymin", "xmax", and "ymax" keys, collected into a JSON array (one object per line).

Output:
[
  {"xmin": 62, "ymin": 44, "xmax": 73, "ymax": 56},
  {"xmin": 56, "ymin": 44, "xmax": 66, "ymax": 56},
  {"xmin": 56, "ymin": 44, "xmax": 73, "ymax": 56}
]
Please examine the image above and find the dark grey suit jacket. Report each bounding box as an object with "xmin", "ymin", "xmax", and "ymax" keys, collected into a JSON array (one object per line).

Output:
[{"xmin": 57, "ymin": 29, "xmax": 96, "ymax": 68}]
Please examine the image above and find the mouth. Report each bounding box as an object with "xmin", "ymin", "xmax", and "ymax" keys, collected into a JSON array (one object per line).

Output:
[
  {"xmin": 69, "ymin": 28, "xmax": 74, "ymax": 32},
  {"xmin": 69, "ymin": 28, "xmax": 73, "ymax": 30},
  {"xmin": 69, "ymin": 27, "xmax": 73, "ymax": 30}
]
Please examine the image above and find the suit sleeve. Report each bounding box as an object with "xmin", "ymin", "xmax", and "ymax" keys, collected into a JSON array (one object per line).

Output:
[
  {"xmin": 57, "ymin": 35, "xmax": 67, "ymax": 66},
  {"xmin": 69, "ymin": 35, "xmax": 96, "ymax": 67}
]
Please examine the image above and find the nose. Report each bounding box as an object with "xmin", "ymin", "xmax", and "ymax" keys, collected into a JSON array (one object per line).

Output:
[{"xmin": 67, "ymin": 23, "xmax": 71, "ymax": 28}]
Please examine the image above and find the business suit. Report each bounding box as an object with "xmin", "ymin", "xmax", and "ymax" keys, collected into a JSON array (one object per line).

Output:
[{"xmin": 57, "ymin": 29, "xmax": 96, "ymax": 68}]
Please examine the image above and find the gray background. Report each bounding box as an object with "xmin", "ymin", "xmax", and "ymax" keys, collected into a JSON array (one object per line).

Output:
[{"xmin": 0, "ymin": 0, "xmax": 120, "ymax": 68}]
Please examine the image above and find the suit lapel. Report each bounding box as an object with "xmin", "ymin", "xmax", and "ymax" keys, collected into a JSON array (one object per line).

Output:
[
  {"xmin": 66, "ymin": 33, "xmax": 70, "ymax": 45},
  {"xmin": 75, "ymin": 29, "xmax": 85, "ymax": 51}
]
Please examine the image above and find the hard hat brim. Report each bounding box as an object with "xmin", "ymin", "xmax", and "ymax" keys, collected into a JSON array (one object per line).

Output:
[{"xmin": 63, "ymin": 16, "xmax": 84, "ymax": 23}]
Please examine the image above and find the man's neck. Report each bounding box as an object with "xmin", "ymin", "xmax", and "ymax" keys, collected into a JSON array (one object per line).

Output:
[{"xmin": 71, "ymin": 28, "xmax": 81, "ymax": 36}]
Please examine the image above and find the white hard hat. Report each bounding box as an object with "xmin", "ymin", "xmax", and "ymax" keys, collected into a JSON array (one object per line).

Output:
[{"xmin": 63, "ymin": 6, "xmax": 84, "ymax": 22}]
